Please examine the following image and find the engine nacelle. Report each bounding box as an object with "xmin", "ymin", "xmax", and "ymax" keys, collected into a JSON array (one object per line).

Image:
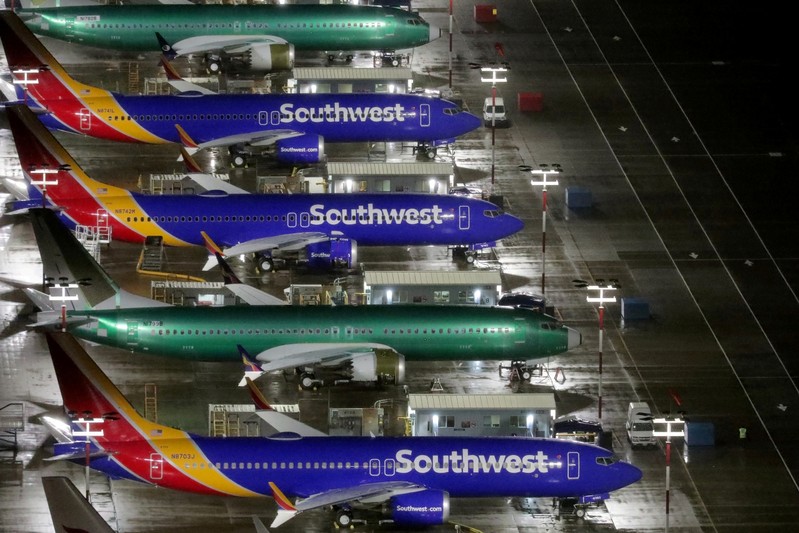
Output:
[
  {"xmin": 246, "ymin": 43, "xmax": 295, "ymax": 72},
  {"xmin": 313, "ymin": 350, "xmax": 405, "ymax": 385},
  {"xmin": 274, "ymin": 134, "xmax": 325, "ymax": 165},
  {"xmin": 386, "ymin": 490, "xmax": 450, "ymax": 526},
  {"xmin": 305, "ymin": 239, "xmax": 356, "ymax": 270}
]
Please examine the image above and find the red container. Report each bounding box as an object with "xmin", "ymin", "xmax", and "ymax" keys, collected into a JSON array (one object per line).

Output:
[
  {"xmin": 474, "ymin": 5, "xmax": 497, "ymax": 23},
  {"xmin": 518, "ymin": 92, "xmax": 544, "ymax": 112}
]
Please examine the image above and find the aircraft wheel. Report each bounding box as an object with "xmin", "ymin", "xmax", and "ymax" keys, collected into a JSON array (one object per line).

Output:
[
  {"xmin": 391, "ymin": 57, "xmax": 400, "ymax": 67},
  {"xmin": 575, "ymin": 507, "xmax": 586, "ymax": 518},
  {"xmin": 522, "ymin": 370, "xmax": 532, "ymax": 381},
  {"xmin": 258, "ymin": 256, "xmax": 274, "ymax": 272},
  {"xmin": 465, "ymin": 253, "xmax": 476, "ymax": 264},
  {"xmin": 328, "ymin": 54, "xmax": 336, "ymax": 62},
  {"xmin": 335, "ymin": 509, "xmax": 353, "ymax": 528},
  {"xmin": 425, "ymin": 146, "xmax": 437, "ymax": 159},
  {"xmin": 231, "ymin": 154, "xmax": 247, "ymax": 168},
  {"xmin": 346, "ymin": 55, "xmax": 354, "ymax": 63},
  {"xmin": 300, "ymin": 373, "xmax": 317, "ymax": 390}
]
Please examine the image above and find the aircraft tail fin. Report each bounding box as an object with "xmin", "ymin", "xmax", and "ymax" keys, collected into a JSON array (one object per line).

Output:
[
  {"xmin": 42, "ymin": 477, "xmax": 116, "ymax": 533},
  {"xmin": 6, "ymin": 105, "xmax": 130, "ymax": 205},
  {"xmin": 28, "ymin": 208, "xmax": 120, "ymax": 310},
  {"xmin": 0, "ymin": 12, "xmax": 108, "ymax": 110},
  {"xmin": 160, "ymin": 56, "xmax": 216, "ymax": 95},
  {"xmin": 45, "ymin": 332, "xmax": 181, "ymax": 445}
]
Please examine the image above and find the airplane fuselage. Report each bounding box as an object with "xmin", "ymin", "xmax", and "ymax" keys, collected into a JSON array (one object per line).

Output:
[
  {"xmin": 61, "ymin": 434, "xmax": 643, "ymax": 501},
  {"xmin": 20, "ymin": 4, "xmax": 435, "ymax": 52},
  {"xmin": 68, "ymin": 305, "xmax": 575, "ymax": 362},
  {"xmin": 48, "ymin": 193, "xmax": 521, "ymax": 248},
  {"xmin": 32, "ymin": 93, "xmax": 479, "ymax": 146}
]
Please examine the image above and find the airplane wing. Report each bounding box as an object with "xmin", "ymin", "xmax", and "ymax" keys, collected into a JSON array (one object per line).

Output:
[
  {"xmin": 192, "ymin": 129, "xmax": 304, "ymax": 151},
  {"xmin": 159, "ymin": 55, "xmax": 216, "ymax": 95},
  {"xmin": 164, "ymin": 35, "xmax": 289, "ymax": 58},
  {"xmin": 254, "ymin": 343, "xmax": 393, "ymax": 371},
  {"xmin": 245, "ymin": 378, "xmax": 326, "ymax": 437},
  {"xmin": 185, "ymin": 173, "xmax": 250, "ymax": 195},
  {"xmin": 202, "ymin": 232, "xmax": 330, "ymax": 270},
  {"xmin": 225, "ymin": 284, "xmax": 287, "ymax": 306},
  {"xmin": 270, "ymin": 481, "xmax": 425, "ymax": 528}
]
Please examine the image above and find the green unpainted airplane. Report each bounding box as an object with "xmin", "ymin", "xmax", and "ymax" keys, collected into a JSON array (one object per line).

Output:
[
  {"xmin": 25, "ymin": 208, "xmax": 581, "ymax": 389},
  {"xmin": 11, "ymin": 1, "xmax": 439, "ymax": 73}
]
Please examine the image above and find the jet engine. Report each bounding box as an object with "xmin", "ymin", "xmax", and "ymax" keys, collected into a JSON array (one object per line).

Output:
[
  {"xmin": 305, "ymin": 239, "xmax": 357, "ymax": 270},
  {"xmin": 274, "ymin": 134, "xmax": 325, "ymax": 165},
  {"xmin": 245, "ymin": 43, "xmax": 295, "ymax": 72},
  {"xmin": 385, "ymin": 490, "xmax": 451, "ymax": 526},
  {"xmin": 302, "ymin": 350, "xmax": 405, "ymax": 388}
]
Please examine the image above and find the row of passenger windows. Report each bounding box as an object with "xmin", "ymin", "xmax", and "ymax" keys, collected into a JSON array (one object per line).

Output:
[
  {"xmin": 186, "ymin": 460, "xmax": 369, "ymax": 471},
  {"xmin": 108, "ymin": 112, "xmax": 411, "ymax": 122},
  {"xmin": 86, "ymin": 21, "xmax": 386, "ymax": 30},
  {"xmin": 125, "ymin": 213, "xmax": 448, "ymax": 223},
  {"xmin": 150, "ymin": 326, "xmax": 517, "ymax": 337}
]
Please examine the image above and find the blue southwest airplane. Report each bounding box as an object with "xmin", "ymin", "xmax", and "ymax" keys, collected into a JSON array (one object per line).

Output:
[
  {"xmin": 5, "ymin": 105, "xmax": 521, "ymax": 271},
  {"xmin": 43, "ymin": 331, "xmax": 642, "ymax": 529},
  {"xmin": 0, "ymin": 11, "xmax": 479, "ymax": 166}
]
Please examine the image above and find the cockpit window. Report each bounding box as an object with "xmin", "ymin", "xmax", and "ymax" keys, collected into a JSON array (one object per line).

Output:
[
  {"xmin": 483, "ymin": 209, "xmax": 499, "ymax": 218},
  {"xmin": 540, "ymin": 322, "xmax": 563, "ymax": 330},
  {"xmin": 443, "ymin": 107, "xmax": 463, "ymax": 115},
  {"xmin": 596, "ymin": 456, "xmax": 621, "ymax": 466}
]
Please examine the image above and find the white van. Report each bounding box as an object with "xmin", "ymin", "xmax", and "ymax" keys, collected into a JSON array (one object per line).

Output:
[
  {"xmin": 626, "ymin": 401, "xmax": 656, "ymax": 448},
  {"xmin": 483, "ymin": 96, "xmax": 507, "ymax": 126}
]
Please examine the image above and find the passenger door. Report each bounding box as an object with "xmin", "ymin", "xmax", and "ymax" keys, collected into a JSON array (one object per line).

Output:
[
  {"xmin": 419, "ymin": 103, "xmax": 431, "ymax": 127},
  {"xmin": 458, "ymin": 205, "xmax": 470, "ymax": 230}
]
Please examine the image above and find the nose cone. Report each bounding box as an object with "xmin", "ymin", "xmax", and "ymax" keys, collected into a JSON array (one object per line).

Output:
[
  {"xmin": 459, "ymin": 111, "xmax": 482, "ymax": 136},
  {"xmin": 617, "ymin": 461, "xmax": 643, "ymax": 489},
  {"xmin": 429, "ymin": 24, "xmax": 442, "ymax": 42},
  {"xmin": 502, "ymin": 213, "xmax": 524, "ymax": 238},
  {"xmin": 567, "ymin": 327, "xmax": 582, "ymax": 350}
]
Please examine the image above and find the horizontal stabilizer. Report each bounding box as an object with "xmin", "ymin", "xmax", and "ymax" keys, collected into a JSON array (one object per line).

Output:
[
  {"xmin": 23, "ymin": 288, "xmax": 56, "ymax": 312},
  {"xmin": 45, "ymin": 450, "xmax": 113, "ymax": 462}
]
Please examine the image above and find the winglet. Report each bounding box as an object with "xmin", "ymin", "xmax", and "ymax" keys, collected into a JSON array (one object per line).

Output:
[
  {"xmin": 268, "ymin": 482, "xmax": 298, "ymax": 527},
  {"xmin": 159, "ymin": 53, "xmax": 182, "ymax": 80},
  {"xmin": 201, "ymin": 231, "xmax": 225, "ymax": 256},
  {"xmin": 238, "ymin": 345, "xmax": 265, "ymax": 387},
  {"xmin": 245, "ymin": 377, "xmax": 273, "ymax": 411},
  {"xmin": 156, "ymin": 32, "xmax": 177, "ymax": 60},
  {"xmin": 180, "ymin": 145, "xmax": 204, "ymax": 173},
  {"xmin": 201, "ymin": 231, "xmax": 233, "ymax": 276},
  {"xmin": 175, "ymin": 124, "xmax": 200, "ymax": 149}
]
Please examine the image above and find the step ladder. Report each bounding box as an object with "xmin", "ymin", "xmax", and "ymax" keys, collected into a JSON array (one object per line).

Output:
[
  {"xmin": 141, "ymin": 236, "xmax": 165, "ymax": 271},
  {"xmin": 144, "ymin": 384, "xmax": 157, "ymax": 423},
  {"xmin": 211, "ymin": 408, "xmax": 228, "ymax": 437},
  {"xmin": 127, "ymin": 61, "xmax": 140, "ymax": 94}
]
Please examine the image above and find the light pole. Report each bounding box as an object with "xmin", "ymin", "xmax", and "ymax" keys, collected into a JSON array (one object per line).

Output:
[
  {"xmin": 72, "ymin": 416, "xmax": 105, "ymax": 499},
  {"xmin": 522, "ymin": 164, "xmax": 561, "ymax": 295},
  {"xmin": 46, "ymin": 277, "xmax": 91, "ymax": 331},
  {"xmin": 470, "ymin": 63, "xmax": 508, "ymax": 186},
  {"xmin": 574, "ymin": 279, "xmax": 619, "ymax": 420},
  {"xmin": 653, "ymin": 413, "xmax": 686, "ymax": 532}
]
